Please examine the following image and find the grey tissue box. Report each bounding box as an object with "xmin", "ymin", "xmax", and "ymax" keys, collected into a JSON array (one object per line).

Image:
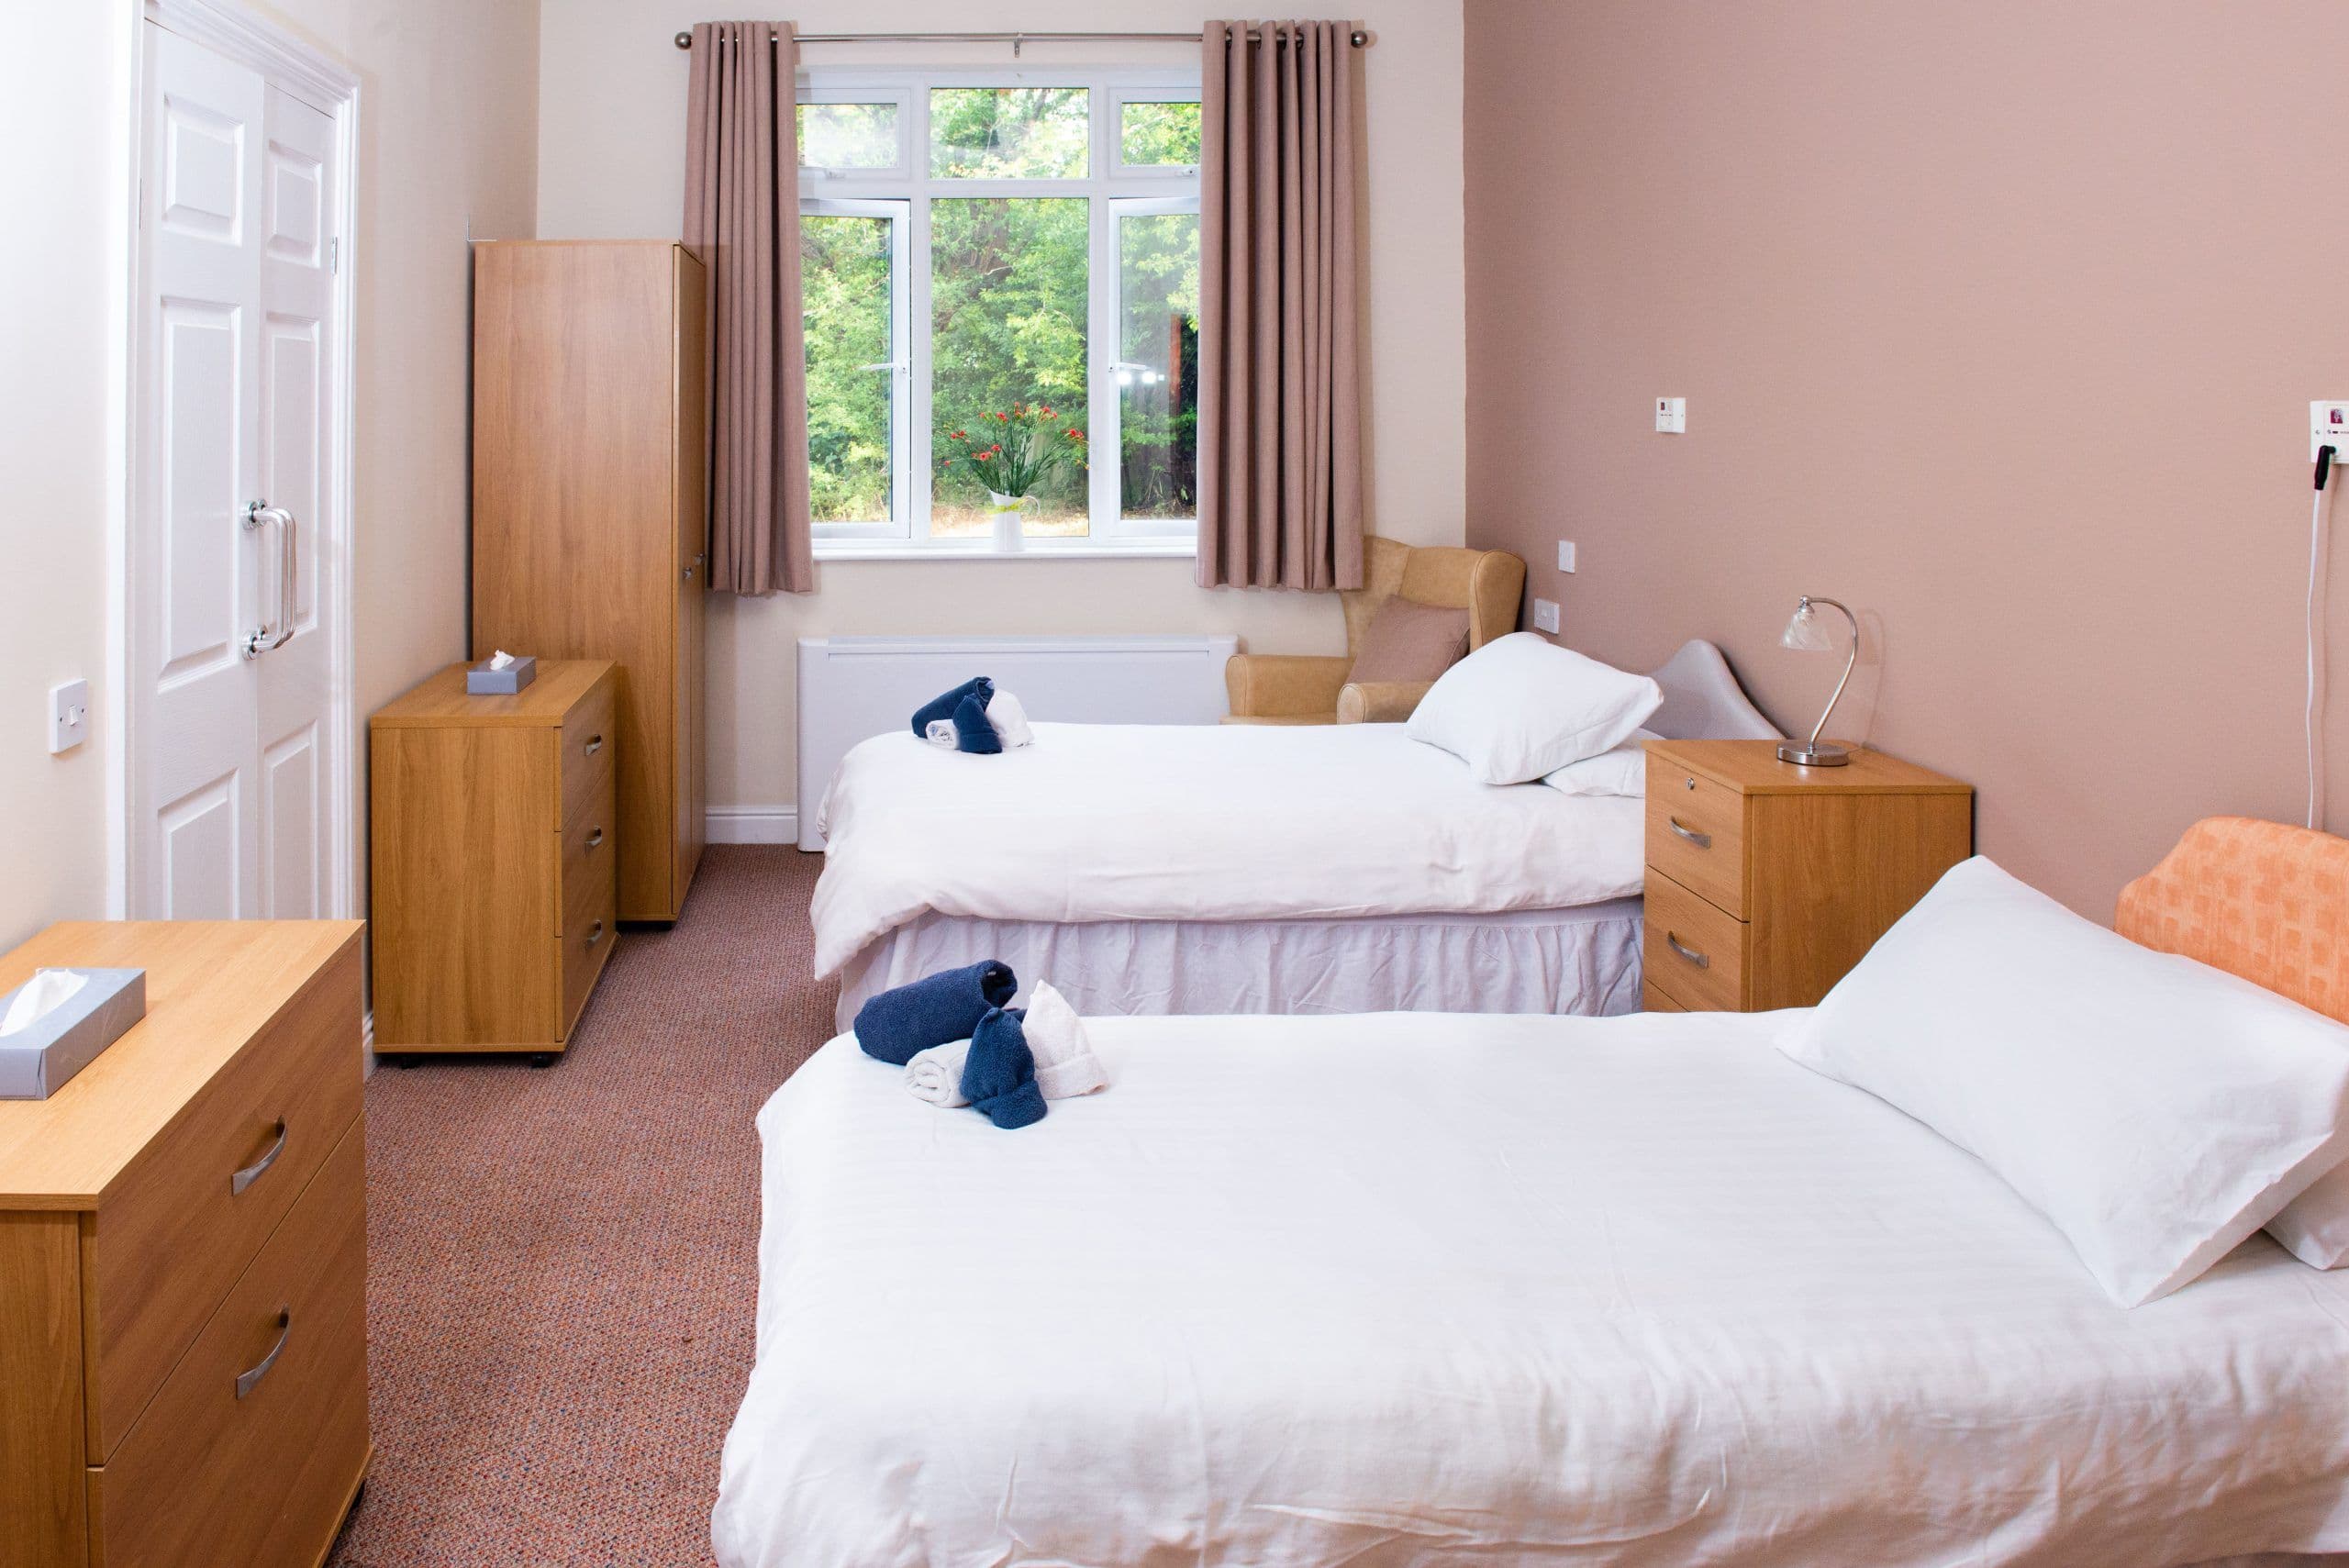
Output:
[
  {"xmin": 466, "ymin": 655, "xmax": 538, "ymax": 695},
  {"xmin": 0, "ymin": 968, "xmax": 146, "ymax": 1100}
]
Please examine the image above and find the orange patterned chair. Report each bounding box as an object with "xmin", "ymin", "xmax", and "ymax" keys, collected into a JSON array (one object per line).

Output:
[{"xmin": 2114, "ymin": 816, "xmax": 2349, "ymax": 1025}]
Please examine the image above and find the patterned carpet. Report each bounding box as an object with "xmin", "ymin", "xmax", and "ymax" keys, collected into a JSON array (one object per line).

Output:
[{"xmin": 328, "ymin": 846, "xmax": 832, "ymax": 1568}]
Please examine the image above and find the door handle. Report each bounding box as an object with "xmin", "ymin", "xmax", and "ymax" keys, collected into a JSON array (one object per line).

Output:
[{"xmin": 240, "ymin": 500, "xmax": 296, "ymax": 659}]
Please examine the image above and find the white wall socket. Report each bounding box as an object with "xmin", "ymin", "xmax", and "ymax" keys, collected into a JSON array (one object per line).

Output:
[
  {"xmin": 1531, "ymin": 598, "xmax": 1562, "ymax": 634},
  {"xmin": 1654, "ymin": 396, "xmax": 1687, "ymax": 434},
  {"xmin": 1558, "ymin": 540, "xmax": 1576, "ymax": 573},
  {"xmin": 2315, "ymin": 401, "xmax": 2349, "ymax": 462},
  {"xmin": 49, "ymin": 679, "xmax": 89, "ymax": 755}
]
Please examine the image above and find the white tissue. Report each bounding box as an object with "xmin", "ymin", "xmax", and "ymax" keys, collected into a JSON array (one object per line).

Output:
[
  {"xmin": 0, "ymin": 969, "xmax": 85, "ymax": 1038},
  {"xmin": 489, "ymin": 650, "xmax": 517, "ymax": 671}
]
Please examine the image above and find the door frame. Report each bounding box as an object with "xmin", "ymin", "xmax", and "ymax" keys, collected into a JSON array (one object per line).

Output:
[{"xmin": 118, "ymin": 0, "xmax": 362, "ymax": 917}]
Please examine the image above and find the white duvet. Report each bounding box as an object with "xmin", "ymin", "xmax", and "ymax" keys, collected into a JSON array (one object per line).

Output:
[
  {"xmin": 809, "ymin": 723, "xmax": 1645, "ymax": 978},
  {"xmin": 715, "ymin": 1010, "xmax": 2349, "ymax": 1568}
]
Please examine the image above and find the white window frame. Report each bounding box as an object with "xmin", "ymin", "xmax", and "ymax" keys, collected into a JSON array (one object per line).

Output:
[
  {"xmin": 798, "ymin": 196, "xmax": 910, "ymax": 540},
  {"xmin": 799, "ymin": 66, "xmax": 1200, "ymax": 559}
]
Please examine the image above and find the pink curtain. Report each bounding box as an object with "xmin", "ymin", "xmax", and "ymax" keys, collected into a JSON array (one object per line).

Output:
[
  {"xmin": 684, "ymin": 20, "xmax": 814, "ymax": 595},
  {"xmin": 1196, "ymin": 19, "xmax": 1364, "ymax": 592}
]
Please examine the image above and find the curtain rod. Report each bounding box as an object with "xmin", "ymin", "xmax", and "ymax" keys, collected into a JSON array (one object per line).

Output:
[{"xmin": 672, "ymin": 28, "xmax": 1371, "ymax": 53}]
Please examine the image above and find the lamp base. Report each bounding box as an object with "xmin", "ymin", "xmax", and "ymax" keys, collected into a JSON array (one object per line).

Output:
[{"xmin": 1776, "ymin": 740, "xmax": 1851, "ymax": 767}]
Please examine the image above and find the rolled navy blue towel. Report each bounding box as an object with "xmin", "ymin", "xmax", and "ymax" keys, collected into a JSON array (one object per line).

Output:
[
  {"xmin": 911, "ymin": 677, "xmax": 994, "ymax": 739},
  {"xmin": 960, "ymin": 1006, "xmax": 1046, "ymax": 1129},
  {"xmin": 951, "ymin": 691, "xmax": 1002, "ymax": 754},
  {"xmin": 854, "ymin": 959, "xmax": 1017, "ymax": 1066}
]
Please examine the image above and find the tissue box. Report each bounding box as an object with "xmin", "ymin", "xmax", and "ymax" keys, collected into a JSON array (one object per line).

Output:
[
  {"xmin": 466, "ymin": 655, "xmax": 538, "ymax": 695},
  {"xmin": 0, "ymin": 968, "xmax": 146, "ymax": 1100}
]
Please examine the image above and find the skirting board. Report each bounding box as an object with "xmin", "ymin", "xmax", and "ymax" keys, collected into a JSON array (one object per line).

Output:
[{"xmin": 707, "ymin": 806, "xmax": 801, "ymax": 846}]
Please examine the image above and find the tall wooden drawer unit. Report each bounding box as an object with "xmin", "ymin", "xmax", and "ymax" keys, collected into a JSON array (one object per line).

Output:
[
  {"xmin": 1641, "ymin": 739, "xmax": 1974, "ymax": 1012},
  {"xmin": 0, "ymin": 920, "xmax": 369, "ymax": 1568},
  {"xmin": 370, "ymin": 660, "xmax": 619, "ymax": 1058}
]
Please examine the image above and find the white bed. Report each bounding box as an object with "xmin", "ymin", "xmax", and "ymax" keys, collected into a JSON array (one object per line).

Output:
[
  {"xmin": 811, "ymin": 639, "xmax": 1776, "ymax": 1028},
  {"xmin": 713, "ymin": 1009, "xmax": 2349, "ymax": 1568}
]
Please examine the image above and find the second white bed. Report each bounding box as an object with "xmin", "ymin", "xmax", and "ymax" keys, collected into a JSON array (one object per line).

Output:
[{"xmin": 715, "ymin": 1009, "xmax": 2349, "ymax": 1568}]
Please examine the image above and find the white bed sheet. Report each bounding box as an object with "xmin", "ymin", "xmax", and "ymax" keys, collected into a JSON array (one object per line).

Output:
[
  {"xmin": 830, "ymin": 900, "xmax": 1645, "ymax": 1031},
  {"xmin": 715, "ymin": 1010, "xmax": 2349, "ymax": 1568},
  {"xmin": 809, "ymin": 722, "xmax": 1646, "ymax": 978}
]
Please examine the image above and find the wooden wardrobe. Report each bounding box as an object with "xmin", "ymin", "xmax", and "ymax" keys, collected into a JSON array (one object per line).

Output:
[{"xmin": 472, "ymin": 240, "xmax": 709, "ymax": 923}]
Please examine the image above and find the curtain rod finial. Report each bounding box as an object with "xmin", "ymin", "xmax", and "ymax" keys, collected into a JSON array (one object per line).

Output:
[
  {"xmin": 674, "ymin": 29, "xmax": 692, "ymax": 49},
  {"xmin": 1351, "ymin": 28, "xmax": 1367, "ymax": 46}
]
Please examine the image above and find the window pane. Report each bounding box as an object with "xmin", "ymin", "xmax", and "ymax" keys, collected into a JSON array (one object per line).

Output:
[
  {"xmin": 1119, "ymin": 100, "xmax": 1200, "ymax": 167},
  {"xmin": 930, "ymin": 88, "xmax": 1088, "ymax": 179},
  {"xmin": 797, "ymin": 102, "xmax": 898, "ymax": 168},
  {"xmin": 801, "ymin": 213, "xmax": 895, "ymax": 525},
  {"xmin": 1117, "ymin": 211, "xmax": 1198, "ymax": 520},
  {"xmin": 930, "ymin": 198, "xmax": 1089, "ymax": 538}
]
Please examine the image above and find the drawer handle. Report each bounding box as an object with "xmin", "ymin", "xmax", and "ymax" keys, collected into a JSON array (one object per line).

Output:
[
  {"xmin": 1664, "ymin": 931, "xmax": 1710, "ymax": 970},
  {"xmin": 584, "ymin": 734, "xmax": 604, "ymax": 757},
  {"xmin": 1666, "ymin": 817, "xmax": 1712, "ymax": 850},
  {"xmin": 230, "ymin": 1119, "xmax": 286, "ymax": 1195},
  {"xmin": 586, "ymin": 827, "xmax": 604, "ymax": 850},
  {"xmin": 235, "ymin": 1309, "xmax": 291, "ymax": 1400},
  {"xmin": 586, "ymin": 920, "xmax": 606, "ymax": 948}
]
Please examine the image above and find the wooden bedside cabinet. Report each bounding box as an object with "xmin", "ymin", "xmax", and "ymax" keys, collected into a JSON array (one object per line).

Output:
[
  {"xmin": 370, "ymin": 661, "xmax": 618, "ymax": 1060},
  {"xmin": 1641, "ymin": 739, "xmax": 1973, "ymax": 1013}
]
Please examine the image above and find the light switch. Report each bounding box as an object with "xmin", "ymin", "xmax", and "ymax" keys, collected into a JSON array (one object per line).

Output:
[
  {"xmin": 49, "ymin": 680, "xmax": 89, "ymax": 754},
  {"xmin": 1558, "ymin": 541, "xmax": 1576, "ymax": 573},
  {"xmin": 1531, "ymin": 598, "xmax": 1562, "ymax": 634},
  {"xmin": 1654, "ymin": 396, "xmax": 1686, "ymax": 434}
]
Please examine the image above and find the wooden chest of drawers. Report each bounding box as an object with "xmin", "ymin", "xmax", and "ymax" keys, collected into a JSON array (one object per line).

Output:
[
  {"xmin": 1641, "ymin": 739, "xmax": 1974, "ymax": 1012},
  {"xmin": 370, "ymin": 661, "xmax": 619, "ymax": 1058},
  {"xmin": 0, "ymin": 920, "xmax": 369, "ymax": 1568}
]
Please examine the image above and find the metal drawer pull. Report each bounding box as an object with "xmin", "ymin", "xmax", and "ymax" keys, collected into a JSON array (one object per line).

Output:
[
  {"xmin": 586, "ymin": 827, "xmax": 604, "ymax": 849},
  {"xmin": 1666, "ymin": 817, "xmax": 1712, "ymax": 850},
  {"xmin": 230, "ymin": 1119, "xmax": 287, "ymax": 1195},
  {"xmin": 1664, "ymin": 932, "xmax": 1710, "ymax": 969},
  {"xmin": 236, "ymin": 1310, "xmax": 292, "ymax": 1399},
  {"xmin": 586, "ymin": 920, "xmax": 606, "ymax": 947},
  {"xmin": 584, "ymin": 734, "xmax": 604, "ymax": 756}
]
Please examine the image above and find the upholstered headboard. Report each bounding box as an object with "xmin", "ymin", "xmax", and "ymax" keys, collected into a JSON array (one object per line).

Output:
[
  {"xmin": 2115, "ymin": 817, "xmax": 2349, "ymax": 1025},
  {"xmin": 1644, "ymin": 639, "xmax": 1783, "ymax": 741}
]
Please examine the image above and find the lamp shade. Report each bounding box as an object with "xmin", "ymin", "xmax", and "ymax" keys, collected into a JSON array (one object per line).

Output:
[{"xmin": 1781, "ymin": 596, "xmax": 1838, "ymax": 652}]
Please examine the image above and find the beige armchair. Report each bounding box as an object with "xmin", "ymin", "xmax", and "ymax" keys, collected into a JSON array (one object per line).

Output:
[{"xmin": 1223, "ymin": 537, "xmax": 1529, "ymax": 725}]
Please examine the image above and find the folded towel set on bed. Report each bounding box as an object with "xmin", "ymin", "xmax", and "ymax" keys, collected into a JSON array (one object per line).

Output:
[
  {"xmin": 905, "ymin": 982, "xmax": 1108, "ymax": 1108},
  {"xmin": 853, "ymin": 959, "xmax": 1017, "ymax": 1066},
  {"xmin": 959, "ymin": 1006, "xmax": 1047, "ymax": 1129},
  {"xmin": 912, "ymin": 677, "xmax": 1032, "ymax": 755}
]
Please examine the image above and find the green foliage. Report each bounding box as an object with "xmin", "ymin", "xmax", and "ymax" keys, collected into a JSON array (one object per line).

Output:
[
  {"xmin": 801, "ymin": 214, "xmax": 893, "ymax": 521},
  {"xmin": 930, "ymin": 197, "xmax": 1090, "ymax": 520},
  {"xmin": 930, "ymin": 87, "xmax": 1087, "ymax": 178},
  {"xmin": 1119, "ymin": 101, "xmax": 1200, "ymax": 167},
  {"xmin": 796, "ymin": 102, "xmax": 897, "ymax": 169},
  {"xmin": 797, "ymin": 86, "xmax": 1205, "ymax": 534}
]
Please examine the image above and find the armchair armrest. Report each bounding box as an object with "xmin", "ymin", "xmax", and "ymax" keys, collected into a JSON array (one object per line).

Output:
[
  {"xmin": 1225, "ymin": 653, "xmax": 1353, "ymax": 720},
  {"xmin": 1336, "ymin": 679, "xmax": 1436, "ymax": 724}
]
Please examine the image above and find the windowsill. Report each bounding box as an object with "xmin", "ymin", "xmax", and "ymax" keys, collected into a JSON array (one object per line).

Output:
[{"xmin": 814, "ymin": 540, "xmax": 1197, "ymax": 563}]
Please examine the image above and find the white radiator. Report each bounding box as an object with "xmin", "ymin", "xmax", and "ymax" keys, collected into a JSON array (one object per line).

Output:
[{"xmin": 795, "ymin": 633, "xmax": 1239, "ymax": 850}]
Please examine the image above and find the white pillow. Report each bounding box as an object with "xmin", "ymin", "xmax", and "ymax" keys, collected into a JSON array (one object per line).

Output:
[
  {"xmin": 1777, "ymin": 856, "xmax": 2349, "ymax": 1307},
  {"xmin": 1539, "ymin": 728, "xmax": 1660, "ymax": 796},
  {"xmin": 1405, "ymin": 633, "xmax": 1663, "ymax": 785},
  {"xmin": 2269, "ymin": 1163, "xmax": 2349, "ymax": 1267}
]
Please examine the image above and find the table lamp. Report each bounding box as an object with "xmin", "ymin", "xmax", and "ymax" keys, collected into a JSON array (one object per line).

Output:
[{"xmin": 1777, "ymin": 595, "xmax": 1858, "ymax": 766}]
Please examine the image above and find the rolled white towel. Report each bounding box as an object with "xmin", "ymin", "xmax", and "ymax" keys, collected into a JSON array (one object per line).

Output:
[
  {"xmin": 986, "ymin": 689, "xmax": 1034, "ymax": 749},
  {"xmin": 904, "ymin": 1039, "xmax": 972, "ymax": 1106},
  {"xmin": 923, "ymin": 717, "xmax": 959, "ymax": 750},
  {"xmin": 1023, "ymin": 982, "xmax": 1108, "ymax": 1099}
]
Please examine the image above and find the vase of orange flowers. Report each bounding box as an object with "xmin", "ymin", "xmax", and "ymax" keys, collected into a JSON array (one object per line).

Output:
[{"xmin": 941, "ymin": 404, "xmax": 1086, "ymax": 552}]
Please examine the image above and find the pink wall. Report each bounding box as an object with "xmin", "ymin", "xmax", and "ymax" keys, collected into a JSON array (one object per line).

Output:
[{"xmin": 1464, "ymin": 0, "xmax": 2349, "ymax": 917}]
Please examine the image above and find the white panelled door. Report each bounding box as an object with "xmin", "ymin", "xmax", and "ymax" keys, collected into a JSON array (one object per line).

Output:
[{"xmin": 135, "ymin": 23, "xmax": 340, "ymax": 919}]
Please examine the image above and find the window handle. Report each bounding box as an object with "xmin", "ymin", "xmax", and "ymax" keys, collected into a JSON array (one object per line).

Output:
[{"xmin": 858, "ymin": 361, "xmax": 907, "ymax": 374}]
